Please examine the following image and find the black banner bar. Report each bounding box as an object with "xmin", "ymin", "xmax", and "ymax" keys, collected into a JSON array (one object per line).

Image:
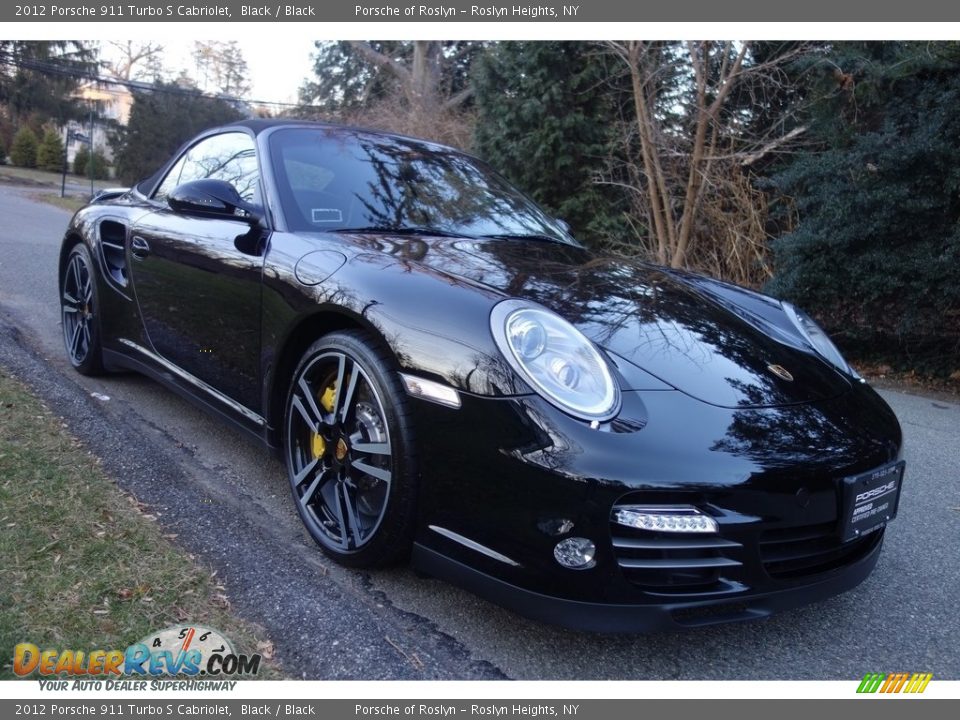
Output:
[
  {"xmin": 3, "ymin": 0, "xmax": 960, "ymax": 22},
  {"xmin": 1, "ymin": 699, "xmax": 959, "ymax": 719}
]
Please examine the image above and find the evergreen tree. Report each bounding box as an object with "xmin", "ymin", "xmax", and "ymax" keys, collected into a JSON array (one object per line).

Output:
[
  {"xmin": 298, "ymin": 41, "xmax": 405, "ymax": 114},
  {"xmin": 0, "ymin": 41, "xmax": 96, "ymax": 125},
  {"xmin": 472, "ymin": 42, "xmax": 630, "ymax": 244},
  {"xmin": 113, "ymin": 82, "xmax": 243, "ymax": 184},
  {"xmin": 769, "ymin": 42, "xmax": 960, "ymax": 373},
  {"xmin": 9, "ymin": 126, "xmax": 38, "ymax": 167},
  {"xmin": 299, "ymin": 41, "xmax": 480, "ymax": 117},
  {"xmin": 36, "ymin": 128, "xmax": 65, "ymax": 172}
]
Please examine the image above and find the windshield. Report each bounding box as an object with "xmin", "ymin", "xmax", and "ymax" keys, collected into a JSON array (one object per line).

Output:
[{"xmin": 268, "ymin": 127, "xmax": 575, "ymax": 243}]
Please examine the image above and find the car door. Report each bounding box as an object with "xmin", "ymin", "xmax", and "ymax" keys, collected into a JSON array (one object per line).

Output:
[{"xmin": 128, "ymin": 131, "xmax": 266, "ymax": 415}]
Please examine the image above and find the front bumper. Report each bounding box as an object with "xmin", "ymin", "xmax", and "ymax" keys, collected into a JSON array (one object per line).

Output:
[
  {"xmin": 413, "ymin": 529, "xmax": 883, "ymax": 632},
  {"xmin": 409, "ymin": 381, "xmax": 902, "ymax": 631}
]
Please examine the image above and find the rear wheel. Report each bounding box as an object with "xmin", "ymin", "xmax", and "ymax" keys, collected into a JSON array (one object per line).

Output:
[
  {"xmin": 284, "ymin": 330, "xmax": 417, "ymax": 567},
  {"xmin": 61, "ymin": 243, "xmax": 104, "ymax": 375}
]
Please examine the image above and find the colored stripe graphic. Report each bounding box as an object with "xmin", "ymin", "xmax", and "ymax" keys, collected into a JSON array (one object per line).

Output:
[
  {"xmin": 857, "ymin": 672, "xmax": 932, "ymax": 694},
  {"xmin": 905, "ymin": 673, "xmax": 933, "ymax": 694},
  {"xmin": 881, "ymin": 672, "xmax": 898, "ymax": 693},
  {"xmin": 857, "ymin": 673, "xmax": 885, "ymax": 693}
]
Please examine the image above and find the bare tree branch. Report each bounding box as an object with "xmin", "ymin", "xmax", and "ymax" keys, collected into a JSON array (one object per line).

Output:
[
  {"xmin": 601, "ymin": 39, "xmax": 809, "ymax": 285},
  {"xmin": 348, "ymin": 41, "xmax": 412, "ymax": 84},
  {"xmin": 105, "ymin": 40, "xmax": 165, "ymax": 81},
  {"xmin": 740, "ymin": 126, "xmax": 808, "ymax": 166},
  {"xmin": 442, "ymin": 85, "xmax": 474, "ymax": 111}
]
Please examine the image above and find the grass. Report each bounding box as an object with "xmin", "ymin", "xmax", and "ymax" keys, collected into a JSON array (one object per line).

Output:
[
  {"xmin": 29, "ymin": 192, "xmax": 88, "ymax": 214},
  {"xmin": 0, "ymin": 369, "xmax": 282, "ymax": 679},
  {"xmin": 0, "ymin": 165, "xmax": 115, "ymax": 213},
  {"xmin": 0, "ymin": 164, "xmax": 112, "ymax": 191}
]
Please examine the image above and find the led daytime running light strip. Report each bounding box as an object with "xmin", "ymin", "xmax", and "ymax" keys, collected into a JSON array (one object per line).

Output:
[{"xmin": 614, "ymin": 506, "xmax": 718, "ymax": 534}]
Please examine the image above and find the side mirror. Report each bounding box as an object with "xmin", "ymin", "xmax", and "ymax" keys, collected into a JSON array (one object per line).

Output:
[
  {"xmin": 168, "ymin": 179, "xmax": 261, "ymax": 224},
  {"xmin": 555, "ymin": 218, "xmax": 572, "ymax": 234}
]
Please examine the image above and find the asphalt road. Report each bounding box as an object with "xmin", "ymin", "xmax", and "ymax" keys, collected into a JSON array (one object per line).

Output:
[{"xmin": 1, "ymin": 185, "xmax": 958, "ymax": 680}]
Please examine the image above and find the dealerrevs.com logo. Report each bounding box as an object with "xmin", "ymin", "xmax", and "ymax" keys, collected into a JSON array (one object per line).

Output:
[
  {"xmin": 13, "ymin": 625, "xmax": 261, "ymax": 688},
  {"xmin": 857, "ymin": 673, "xmax": 933, "ymax": 694}
]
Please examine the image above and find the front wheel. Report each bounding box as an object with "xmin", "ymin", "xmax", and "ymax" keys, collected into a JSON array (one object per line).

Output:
[
  {"xmin": 60, "ymin": 243, "xmax": 104, "ymax": 375},
  {"xmin": 284, "ymin": 330, "xmax": 418, "ymax": 567}
]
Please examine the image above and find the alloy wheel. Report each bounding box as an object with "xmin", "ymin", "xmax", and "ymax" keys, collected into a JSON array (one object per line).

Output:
[
  {"xmin": 62, "ymin": 249, "xmax": 96, "ymax": 367},
  {"xmin": 286, "ymin": 350, "xmax": 394, "ymax": 552}
]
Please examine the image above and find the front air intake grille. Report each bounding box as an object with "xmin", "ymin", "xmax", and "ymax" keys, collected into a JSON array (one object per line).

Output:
[
  {"xmin": 610, "ymin": 516, "xmax": 744, "ymax": 593},
  {"xmin": 760, "ymin": 522, "xmax": 883, "ymax": 579}
]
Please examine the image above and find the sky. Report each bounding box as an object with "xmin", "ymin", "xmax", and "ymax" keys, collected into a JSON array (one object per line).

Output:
[{"xmin": 98, "ymin": 38, "xmax": 319, "ymax": 107}]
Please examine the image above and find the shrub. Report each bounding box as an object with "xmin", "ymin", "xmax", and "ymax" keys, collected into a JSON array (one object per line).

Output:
[
  {"xmin": 9, "ymin": 127, "xmax": 39, "ymax": 168},
  {"xmin": 87, "ymin": 149, "xmax": 110, "ymax": 180},
  {"xmin": 73, "ymin": 145, "xmax": 110, "ymax": 180},
  {"xmin": 36, "ymin": 129, "xmax": 66, "ymax": 172},
  {"xmin": 72, "ymin": 144, "xmax": 89, "ymax": 175}
]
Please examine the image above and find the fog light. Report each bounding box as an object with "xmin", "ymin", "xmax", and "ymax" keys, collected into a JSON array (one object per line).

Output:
[
  {"xmin": 613, "ymin": 505, "xmax": 718, "ymax": 534},
  {"xmin": 554, "ymin": 537, "xmax": 596, "ymax": 569}
]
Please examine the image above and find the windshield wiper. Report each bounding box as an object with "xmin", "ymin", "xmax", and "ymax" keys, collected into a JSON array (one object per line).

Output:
[{"xmin": 333, "ymin": 226, "xmax": 473, "ymax": 239}]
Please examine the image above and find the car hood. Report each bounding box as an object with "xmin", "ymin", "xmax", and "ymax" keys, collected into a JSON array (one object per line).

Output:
[{"xmin": 344, "ymin": 233, "xmax": 852, "ymax": 408}]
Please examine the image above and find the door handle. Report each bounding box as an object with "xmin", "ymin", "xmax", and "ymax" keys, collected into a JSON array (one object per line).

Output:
[{"xmin": 131, "ymin": 236, "xmax": 150, "ymax": 259}]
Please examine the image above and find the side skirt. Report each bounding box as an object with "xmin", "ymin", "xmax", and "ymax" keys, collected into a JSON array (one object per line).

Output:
[{"xmin": 102, "ymin": 347, "xmax": 269, "ymax": 448}]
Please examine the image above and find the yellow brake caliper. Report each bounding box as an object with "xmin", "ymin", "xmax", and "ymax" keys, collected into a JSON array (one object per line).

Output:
[{"xmin": 310, "ymin": 382, "xmax": 338, "ymax": 459}]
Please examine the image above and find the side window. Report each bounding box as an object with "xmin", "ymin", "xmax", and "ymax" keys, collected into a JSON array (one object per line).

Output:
[
  {"xmin": 153, "ymin": 155, "xmax": 188, "ymax": 202},
  {"xmin": 153, "ymin": 133, "xmax": 259, "ymax": 203}
]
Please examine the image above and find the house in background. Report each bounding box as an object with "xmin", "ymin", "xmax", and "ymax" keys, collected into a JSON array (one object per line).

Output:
[{"xmin": 64, "ymin": 78, "xmax": 138, "ymax": 166}]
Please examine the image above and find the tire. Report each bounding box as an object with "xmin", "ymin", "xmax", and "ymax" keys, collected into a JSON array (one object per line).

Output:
[
  {"xmin": 61, "ymin": 243, "xmax": 105, "ymax": 376},
  {"xmin": 283, "ymin": 330, "xmax": 418, "ymax": 568}
]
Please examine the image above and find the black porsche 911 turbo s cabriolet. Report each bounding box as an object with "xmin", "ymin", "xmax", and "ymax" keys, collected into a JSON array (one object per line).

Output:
[{"xmin": 58, "ymin": 119, "xmax": 904, "ymax": 632}]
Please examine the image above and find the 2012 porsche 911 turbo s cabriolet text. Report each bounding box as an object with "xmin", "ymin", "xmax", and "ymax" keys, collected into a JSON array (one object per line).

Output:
[{"xmin": 58, "ymin": 120, "xmax": 905, "ymax": 632}]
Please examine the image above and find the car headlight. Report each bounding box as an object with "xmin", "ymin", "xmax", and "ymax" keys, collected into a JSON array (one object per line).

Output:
[
  {"xmin": 490, "ymin": 299, "xmax": 620, "ymax": 422},
  {"xmin": 782, "ymin": 302, "xmax": 856, "ymax": 376}
]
